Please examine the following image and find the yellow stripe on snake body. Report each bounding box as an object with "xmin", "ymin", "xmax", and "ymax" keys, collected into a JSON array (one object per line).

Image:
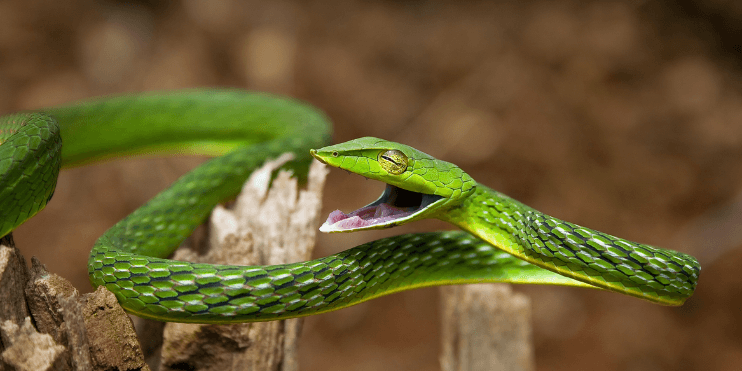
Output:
[{"xmin": 0, "ymin": 90, "xmax": 700, "ymax": 324}]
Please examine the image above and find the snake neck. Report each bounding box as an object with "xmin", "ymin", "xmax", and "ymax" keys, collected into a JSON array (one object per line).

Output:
[
  {"xmin": 437, "ymin": 184, "xmax": 538, "ymax": 265},
  {"xmin": 437, "ymin": 183, "xmax": 700, "ymax": 305}
]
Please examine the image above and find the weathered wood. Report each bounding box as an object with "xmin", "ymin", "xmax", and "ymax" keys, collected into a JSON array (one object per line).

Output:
[
  {"xmin": 1, "ymin": 156, "xmax": 326, "ymax": 371},
  {"xmin": 0, "ymin": 235, "xmax": 30, "ymax": 327},
  {"xmin": 0, "ymin": 234, "xmax": 31, "ymax": 371},
  {"xmin": 440, "ymin": 284, "xmax": 534, "ymax": 371},
  {"xmin": 58, "ymin": 295, "xmax": 93, "ymax": 371},
  {"xmin": 25, "ymin": 257, "xmax": 79, "ymax": 345},
  {"xmin": 23, "ymin": 253, "xmax": 146, "ymax": 371},
  {"xmin": 83, "ymin": 287, "xmax": 150, "ymax": 371},
  {"xmin": 0, "ymin": 317, "xmax": 66, "ymax": 371},
  {"xmin": 157, "ymin": 155, "xmax": 328, "ymax": 371},
  {"xmin": 25, "ymin": 257, "xmax": 85, "ymax": 371},
  {"xmin": 2, "ymin": 228, "xmax": 148, "ymax": 371}
]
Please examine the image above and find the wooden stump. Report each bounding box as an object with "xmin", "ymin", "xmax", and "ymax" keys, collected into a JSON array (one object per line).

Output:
[
  {"xmin": 440, "ymin": 284, "xmax": 534, "ymax": 371},
  {"xmin": 0, "ymin": 154, "xmax": 326, "ymax": 371}
]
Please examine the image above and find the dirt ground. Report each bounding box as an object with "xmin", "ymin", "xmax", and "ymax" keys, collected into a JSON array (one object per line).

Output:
[{"xmin": 2, "ymin": 0, "xmax": 741, "ymax": 370}]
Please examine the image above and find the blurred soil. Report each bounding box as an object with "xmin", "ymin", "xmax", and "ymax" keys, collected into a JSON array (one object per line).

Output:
[{"xmin": 2, "ymin": 0, "xmax": 742, "ymax": 370}]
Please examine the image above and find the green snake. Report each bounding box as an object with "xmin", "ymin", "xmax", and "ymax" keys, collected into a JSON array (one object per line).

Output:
[{"xmin": 0, "ymin": 90, "xmax": 700, "ymax": 323}]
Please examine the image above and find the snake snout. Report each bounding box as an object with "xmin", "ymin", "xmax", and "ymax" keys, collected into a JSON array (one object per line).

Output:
[{"xmin": 309, "ymin": 149, "xmax": 328, "ymax": 165}]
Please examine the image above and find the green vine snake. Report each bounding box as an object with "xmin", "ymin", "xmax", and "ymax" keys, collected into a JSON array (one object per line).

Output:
[{"xmin": 0, "ymin": 90, "xmax": 700, "ymax": 323}]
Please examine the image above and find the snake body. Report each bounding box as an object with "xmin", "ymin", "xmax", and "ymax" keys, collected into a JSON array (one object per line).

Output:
[{"xmin": 0, "ymin": 90, "xmax": 699, "ymax": 323}]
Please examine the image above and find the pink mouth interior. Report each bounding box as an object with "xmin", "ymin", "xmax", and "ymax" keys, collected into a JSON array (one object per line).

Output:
[{"xmin": 321, "ymin": 203, "xmax": 415, "ymax": 232}]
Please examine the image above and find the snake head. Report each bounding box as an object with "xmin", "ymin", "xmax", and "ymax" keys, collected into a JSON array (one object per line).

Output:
[{"xmin": 310, "ymin": 137, "xmax": 476, "ymax": 233}]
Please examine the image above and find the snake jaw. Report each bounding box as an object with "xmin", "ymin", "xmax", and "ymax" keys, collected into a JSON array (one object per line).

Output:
[{"xmin": 319, "ymin": 184, "xmax": 444, "ymax": 233}]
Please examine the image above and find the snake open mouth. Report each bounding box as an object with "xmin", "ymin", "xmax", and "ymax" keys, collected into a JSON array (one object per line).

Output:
[{"xmin": 319, "ymin": 184, "xmax": 443, "ymax": 232}]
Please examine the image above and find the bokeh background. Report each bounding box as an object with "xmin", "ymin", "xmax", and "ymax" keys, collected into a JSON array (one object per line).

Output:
[{"xmin": 2, "ymin": 0, "xmax": 741, "ymax": 370}]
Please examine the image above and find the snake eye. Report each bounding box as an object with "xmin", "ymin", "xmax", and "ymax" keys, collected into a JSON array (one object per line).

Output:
[
  {"xmin": 378, "ymin": 149, "xmax": 408, "ymax": 175},
  {"xmin": 332, "ymin": 151, "xmax": 339, "ymax": 157}
]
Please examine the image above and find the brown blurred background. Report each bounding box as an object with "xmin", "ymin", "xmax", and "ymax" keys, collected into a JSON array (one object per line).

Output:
[{"xmin": 2, "ymin": 0, "xmax": 741, "ymax": 370}]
